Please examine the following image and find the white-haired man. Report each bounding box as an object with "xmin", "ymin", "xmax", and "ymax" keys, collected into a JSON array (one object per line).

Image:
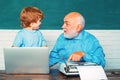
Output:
[{"xmin": 49, "ymin": 12, "xmax": 105, "ymax": 68}]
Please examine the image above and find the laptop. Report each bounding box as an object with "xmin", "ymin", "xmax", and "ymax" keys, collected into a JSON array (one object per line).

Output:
[{"xmin": 3, "ymin": 47, "xmax": 49, "ymax": 74}]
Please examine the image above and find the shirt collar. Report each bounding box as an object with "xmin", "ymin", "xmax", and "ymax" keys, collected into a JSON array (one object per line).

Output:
[
  {"xmin": 23, "ymin": 28, "xmax": 38, "ymax": 33},
  {"xmin": 74, "ymin": 30, "xmax": 85, "ymax": 40}
]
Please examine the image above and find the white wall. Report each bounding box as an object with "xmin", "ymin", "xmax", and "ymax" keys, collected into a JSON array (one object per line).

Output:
[{"xmin": 0, "ymin": 30, "xmax": 120, "ymax": 70}]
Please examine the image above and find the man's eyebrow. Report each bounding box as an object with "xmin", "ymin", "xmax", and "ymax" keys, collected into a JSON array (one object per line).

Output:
[{"xmin": 64, "ymin": 21, "xmax": 70, "ymax": 24}]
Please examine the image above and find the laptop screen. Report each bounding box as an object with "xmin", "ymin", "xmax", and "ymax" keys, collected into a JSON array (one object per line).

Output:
[{"xmin": 4, "ymin": 47, "xmax": 49, "ymax": 74}]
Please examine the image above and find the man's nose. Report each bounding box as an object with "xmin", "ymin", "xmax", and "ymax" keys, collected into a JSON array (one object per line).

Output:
[{"xmin": 62, "ymin": 24, "xmax": 66, "ymax": 29}]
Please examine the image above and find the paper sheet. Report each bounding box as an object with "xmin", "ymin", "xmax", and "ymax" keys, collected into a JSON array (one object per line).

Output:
[{"xmin": 77, "ymin": 66, "xmax": 108, "ymax": 80}]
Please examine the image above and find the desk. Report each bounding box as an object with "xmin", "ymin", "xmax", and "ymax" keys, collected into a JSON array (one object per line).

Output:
[{"xmin": 0, "ymin": 69, "xmax": 120, "ymax": 80}]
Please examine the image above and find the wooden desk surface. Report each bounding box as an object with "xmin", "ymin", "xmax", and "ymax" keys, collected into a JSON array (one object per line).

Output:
[{"xmin": 0, "ymin": 69, "xmax": 120, "ymax": 80}]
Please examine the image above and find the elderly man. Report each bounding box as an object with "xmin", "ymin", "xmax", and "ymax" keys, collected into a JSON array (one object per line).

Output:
[{"xmin": 49, "ymin": 12, "xmax": 105, "ymax": 68}]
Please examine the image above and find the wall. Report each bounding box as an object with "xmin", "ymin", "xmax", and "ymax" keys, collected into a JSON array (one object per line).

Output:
[
  {"xmin": 0, "ymin": 30, "xmax": 120, "ymax": 70},
  {"xmin": 0, "ymin": 0, "xmax": 120, "ymax": 29}
]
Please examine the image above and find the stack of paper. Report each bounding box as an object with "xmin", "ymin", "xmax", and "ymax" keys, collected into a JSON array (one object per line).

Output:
[{"xmin": 77, "ymin": 66, "xmax": 108, "ymax": 80}]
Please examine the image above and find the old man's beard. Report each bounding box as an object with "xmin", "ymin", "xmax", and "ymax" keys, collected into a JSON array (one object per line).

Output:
[{"xmin": 64, "ymin": 30, "xmax": 78, "ymax": 39}]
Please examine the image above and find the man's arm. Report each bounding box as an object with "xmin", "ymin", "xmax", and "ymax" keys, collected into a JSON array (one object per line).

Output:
[
  {"xmin": 83, "ymin": 40, "xmax": 106, "ymax": 67},
  {"xmin": 67, "ymin": 40, "xmax": 105, "ymax": 67},
  {"xmin": 49, "ymin": 50, "xmax": 60, "ymax": 67},
  {"xmin": 49, "ymin": 34, "xmax": 63, "ymax": 67}
]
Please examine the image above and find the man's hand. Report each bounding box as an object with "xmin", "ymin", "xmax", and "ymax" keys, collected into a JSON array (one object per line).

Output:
[{"xmin": 68, "ymin": 52, "xmax": 84, "ymax": 62}]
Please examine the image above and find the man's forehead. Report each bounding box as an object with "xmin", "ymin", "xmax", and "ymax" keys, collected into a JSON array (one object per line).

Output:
[
  {"xmin": 64, "ymin": 17, "xmax": 71, "ymax": 22},
  {"xmin": 64, "ymin": 16, "xmax": 78, "ymax": 23}
]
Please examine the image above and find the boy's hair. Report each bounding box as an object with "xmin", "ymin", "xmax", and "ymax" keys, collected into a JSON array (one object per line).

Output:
[{"xmin": 20, "ymin": 6, "xmax": 44, "ymax": 28}]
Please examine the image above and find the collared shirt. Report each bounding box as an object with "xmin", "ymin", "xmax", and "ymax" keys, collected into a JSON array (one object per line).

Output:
[
  {"xmin": 49, "ymin": 30, "xmax": 105, "ymax": 67},
  {"xmin": 12, "ymin": 29, "xmax": 47, "ymax": 47}
]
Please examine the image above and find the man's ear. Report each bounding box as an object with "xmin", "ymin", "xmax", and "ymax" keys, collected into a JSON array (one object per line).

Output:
[{"xmin": 76, "ymin": 24, "xmax": 82, "ymax": 32}]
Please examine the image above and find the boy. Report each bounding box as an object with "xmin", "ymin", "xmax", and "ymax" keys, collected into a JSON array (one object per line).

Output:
[{"xmin": 12, "ymin": 6, "xmax": 47, "ymax": 47}]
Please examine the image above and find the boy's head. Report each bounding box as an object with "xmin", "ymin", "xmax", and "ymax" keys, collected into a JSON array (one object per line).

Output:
[{"xmin": 20, "ymin": 6, "xmax": 44, "ymax": 28}]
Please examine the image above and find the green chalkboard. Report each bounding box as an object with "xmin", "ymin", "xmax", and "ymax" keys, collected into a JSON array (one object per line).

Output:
[{"xmin": 0, "ymin": 0, "xmax": 120, "ymax": 29}]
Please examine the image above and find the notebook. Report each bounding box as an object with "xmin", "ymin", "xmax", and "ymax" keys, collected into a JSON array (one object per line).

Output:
[
  {"xmin": 3, "ymin": 47, "xmax": 49, "ymax": 74},
  {"xmin": 77, "ymin": 66, "xmax": 108, "ymax": 80}
]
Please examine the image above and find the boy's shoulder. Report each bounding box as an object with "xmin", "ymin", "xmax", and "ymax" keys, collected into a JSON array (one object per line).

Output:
[
  {"xmin": 17, "ymin": 29, "xmax": 25, "ymax": 33},
  {"xmin": 17, "ymin": 29, "xmax": 42, "ymax": 35},
  {"xmin": 15, "ymin": 29, "xmax": 24, "ymax": 36}
]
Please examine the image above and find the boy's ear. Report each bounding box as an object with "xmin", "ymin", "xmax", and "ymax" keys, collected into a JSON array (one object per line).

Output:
[{"xmin": 30, "ymin": 22, "xmax": 34, "ymax": 27}]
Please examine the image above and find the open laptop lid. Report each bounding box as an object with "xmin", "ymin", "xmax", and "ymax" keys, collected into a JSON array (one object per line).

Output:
[{"xmin": 4, "ymin": 47, "xmax": 49, "ymax": 74}]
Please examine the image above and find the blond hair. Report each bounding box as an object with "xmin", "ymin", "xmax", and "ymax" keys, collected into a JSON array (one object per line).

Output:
[{"xmin": 20, "ymin": 6, "xmax": 44, "ymax": 28}]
